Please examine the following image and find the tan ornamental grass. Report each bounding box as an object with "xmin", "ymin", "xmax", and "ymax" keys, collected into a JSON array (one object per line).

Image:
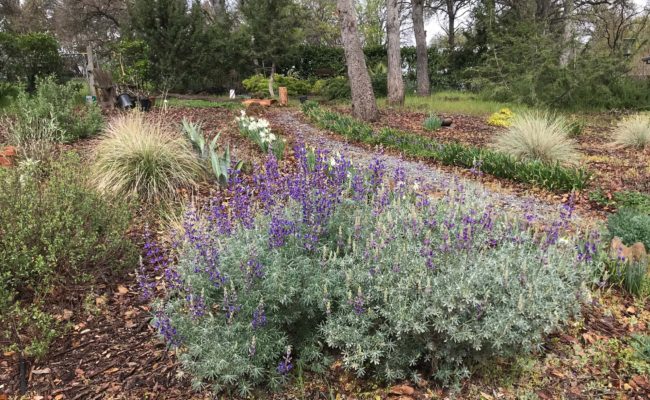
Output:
[
  {"xmin": 612, "ymin": 114, "xmax": 650, "ymax": 149},
  {"xmin": 93, "ymin": 111, "xmax": 203, "ymax": 202},
  {"xmin": 493, "ymin": 111, "xmax": 580, "ymax": 165}
]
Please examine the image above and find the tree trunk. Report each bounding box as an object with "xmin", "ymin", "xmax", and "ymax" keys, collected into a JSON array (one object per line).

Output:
[
  {"xmin": 268, "ymin": 62, "xmax": 275, "ymax": 97},
  {"xmin": 86, "ymin": 43, "xmax": 97, "ymax": 97},
  {"xmin": 447, "ymin": 0, "xmax": 455, "ymax": 48},
  {"xmin": 559, "ymin": 0, "xmax": 574, "ymax": 67},
  {"xmin": 411, "ymin": 0, "xmax": 430, "ymax": 96},
  {"xmin": 386, "ymin": 0, "xmax": 404, "ymax": 105},
  {"xmin": 337, "ymin": 0, "xmax": 378, "ymax": 121}
]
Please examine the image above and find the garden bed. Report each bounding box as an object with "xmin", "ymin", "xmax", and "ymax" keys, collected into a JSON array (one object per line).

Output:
[
  {"xmin": 330, "ymin": 106, "xmax": 650, "ymax": 211},
  {"xmin": 1, "ymin": 103, "xmax": 649, "ymax": 400}
]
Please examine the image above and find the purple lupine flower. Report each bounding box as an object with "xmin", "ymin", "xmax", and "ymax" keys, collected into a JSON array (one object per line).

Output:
[
  {"xmin": 350, "ymin": 289, "xmax": 366, "ymax": 315},
  {"xmin": 208, "ymin": 200, "xmax": 233, "ymax": 236},
  {"xmin": 269, "ymin": 214, "xmax": 296, "ymax": 248},
  {"xmin": 368, "ymin": 159, "xmax": 386, "ymax": 193},
  {"xmin": 153, "ymin": 312, "xmax": 181, "ymax": 347},
  {"xmin": 277, "ymin": 347, "xmax": 293, "ymax": 375},
  {"xmin": 470, "ymin": 159, "xmax": 483, "ymax": 176},
  {"xmin": 223, "ymin": 288, "xmax": 241, "ymax": 322},
  {"xmin": 252, "ymin": 302, "xmax": 267, "ymax": 329},
  {"xmin": 351, "ymin": 173, "xmax": 367, "ymax": 202},
  {"xmin": 187, "ymin": 293, "xmax": 207, "ymax": 319},
  {"xmin": 136, "ymin": 258, "xmax": 156, "ymax": 301},
  {"xmin": 241, "ymin": 257, "xmax": 264, "ymax": 288}
]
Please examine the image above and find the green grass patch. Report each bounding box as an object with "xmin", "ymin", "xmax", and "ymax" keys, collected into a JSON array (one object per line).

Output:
[
  {"xmin": 302, "ymin": 103, "xmax": 591, "ymax": 192},
  {"xmin": 381, "ymin": 91, "xmax": 529, "ymax": 116},
  {"xmin": 163, "ymin": 97, "xmax": 242, "ymax": 109}
]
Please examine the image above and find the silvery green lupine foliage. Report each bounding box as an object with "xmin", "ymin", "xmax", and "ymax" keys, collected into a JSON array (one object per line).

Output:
[{"xmin": 139, "ymin": 145, "xmax": 599, "ymax": 395}]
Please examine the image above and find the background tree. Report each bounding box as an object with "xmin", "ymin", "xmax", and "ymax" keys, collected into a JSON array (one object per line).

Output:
[
  {"xmin": 411, "ymin": 0, "xmax": 430, "ymax": 95},
  {"xmin": 240, "ymin": 0, "xmax": 302, "ymax": 96},
  {"xmin": 337, "ymin": 0, "xmax": 379, "ymax": 121},
  {"xmin": 386, "ymin": 0, "xmax": 404, "ymax": 105},
  {"xmin": 128, "ymin": 0, "xmax": 208, "ymax": 91},
  {"xmin": 357, "ymin": 0, "xmax": 385, "ymax": 46},
  {"xmin": 433, "ymin": 0, "xmax": 474, "ymax": 48},
  {"xmin": 299, "ymin": 0, "xmax": 341, "ymax": 46}
]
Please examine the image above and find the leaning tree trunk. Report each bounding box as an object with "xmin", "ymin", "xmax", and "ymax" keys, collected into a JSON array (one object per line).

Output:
[
  {"xmin": 386, "ymin": 0, "xmax": 404, "ymax": 105},
  {"xmin": 337, "ymin": 0, "xmax": 378, "ymax": 121},
  {"xmin": 411, "ymin": 0, "xmax": 430, "ymax": 96}
]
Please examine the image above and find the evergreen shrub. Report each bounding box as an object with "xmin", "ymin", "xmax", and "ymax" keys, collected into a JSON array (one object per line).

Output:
[
  {"xmin": 7, "ymin": 76, "xmax": 103, "ymax": 144},
  {"xmin": 0, "ymin": 153, "xmax": 136, "ymax": 357}
]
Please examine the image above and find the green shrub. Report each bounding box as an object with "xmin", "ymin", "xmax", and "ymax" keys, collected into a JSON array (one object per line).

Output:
[
  {"xmin": 607, "ymin": 208, "xmax": 650, "ymax": 251},
  {"xmin": 423, "ymin": 114, "xmax": 443, "ymax": 131},
  {"xmin": 7, "ymin": 76, "xmax": 103, "ymax": 143},
  {"xmin": 493, "ymin": 112, "xmax": 579, "ymax": 165},
  {"xmin": 242, "ymin": 74, "xmax": 312, "ymax": 96},
  {"xmin": 322, "ymin": 76, "xmax": 351, "ymax": 100},
  {"xmin": 0, "ymin": 32, "xmax": 63, "ymax": 91},
  {"xmin": 144, "ymin": 149, "xmax": 593, "ymax": 393},
  {"xmin": 320, "ymin": 74, "xmax": 388, "ymax": 100},
  {"xmin": 311, "ymin": 79, "xmax": 327, "ymax": 95},
  {"xmin": 589, "ymin": 190, "xmax": 650, "ymax": 214},
  {"xmin": 0, "ymin": 153, "xmax": 136, "ymax": 358},
  {"xmin": 613, "ymin": 114, "xmax": 650, "ymax": 149},
  {"xmin": 631, "ymin": 335, "xmax": 650, "ymax": 366},
  {"xmin": 93, "ymin": 111, "xmax": 203, "ymax": 202},
  {"xmin": 303, "ymin": 105, "xmax": 590, "ymax": 192},
  {"xmin": 0, "ymin": 82, "xmax": 19, "ymax": 109}
]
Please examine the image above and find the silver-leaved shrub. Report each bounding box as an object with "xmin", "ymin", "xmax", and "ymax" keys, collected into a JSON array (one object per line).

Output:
[{"xmin": 140, "ymin": 146, "xmax": 598, "ymax": 395}]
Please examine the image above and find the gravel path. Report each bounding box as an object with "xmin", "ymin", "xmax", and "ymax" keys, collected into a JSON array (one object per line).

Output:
[{"xmin": 269, "ymin": 110, "xmax": 583, "ymax": 225}]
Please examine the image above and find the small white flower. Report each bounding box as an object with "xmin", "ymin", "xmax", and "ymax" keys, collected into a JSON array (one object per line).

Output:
[
  {"xmin": 269, "ymin": 134, "xmax": 276, "ymax": 141},
  {"xmin": 329, "ymin": 157, "xmax": 337, "ymax": 167}
]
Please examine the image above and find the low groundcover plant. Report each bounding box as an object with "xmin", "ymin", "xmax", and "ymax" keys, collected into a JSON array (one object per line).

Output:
[{"xmin": 140, "ymin": 147, "xmax": 598, "ymax": 395}]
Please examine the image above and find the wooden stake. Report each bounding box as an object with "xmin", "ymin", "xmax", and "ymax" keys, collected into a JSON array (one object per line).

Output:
[{"xmin": 279, "ymin": 86, "xmax": 288, "ymax": 106}]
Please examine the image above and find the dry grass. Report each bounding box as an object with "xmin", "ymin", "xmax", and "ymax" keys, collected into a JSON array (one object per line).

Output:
[
  {"xmin": 613, "ymin": 114, "xmax": 650, "ymax": 149},
  {"xmin": 92, "ymin": 111, "xmax": 203, "ymax": 202},
  {"xmin": 493, "ymin": 111, "xmax": 580, "ymax": 165}
]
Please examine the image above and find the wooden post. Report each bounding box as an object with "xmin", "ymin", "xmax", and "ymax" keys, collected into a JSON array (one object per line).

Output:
[
  {"xmin": 86, "ymin": 44, "xmax": 97, "ymax": 97},
  {"xmin": 279, "ymin": 86, "xmax": 288, "ymax": 106}
]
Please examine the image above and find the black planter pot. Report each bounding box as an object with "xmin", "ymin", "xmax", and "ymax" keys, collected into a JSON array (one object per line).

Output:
[
  {"xmin": 117, "ymin": 93, "xmax": 135, "ymax": 109},
  {"xmin": 138, "ymin": 97, "xmax": 152, "ymax": 112},
  {"xmin": 299, "ymin": 95, "xmax": 308, "ymax": 104}
]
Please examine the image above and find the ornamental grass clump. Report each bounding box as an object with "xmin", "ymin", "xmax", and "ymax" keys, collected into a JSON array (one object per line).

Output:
[
  {"xmin": 494, "ymin": 111, "xmax": 580, "ymax": 165},
  {"xmin": 140, "ymin": 147, "xmax": 597, "ymax": 394},
  {"xmin": 613, "ymin": 114, "xmax": 650, "ymax": 149},
  {"xmin": 93, "ymin": 112, "xmax": 203, "ymax": 202}
]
